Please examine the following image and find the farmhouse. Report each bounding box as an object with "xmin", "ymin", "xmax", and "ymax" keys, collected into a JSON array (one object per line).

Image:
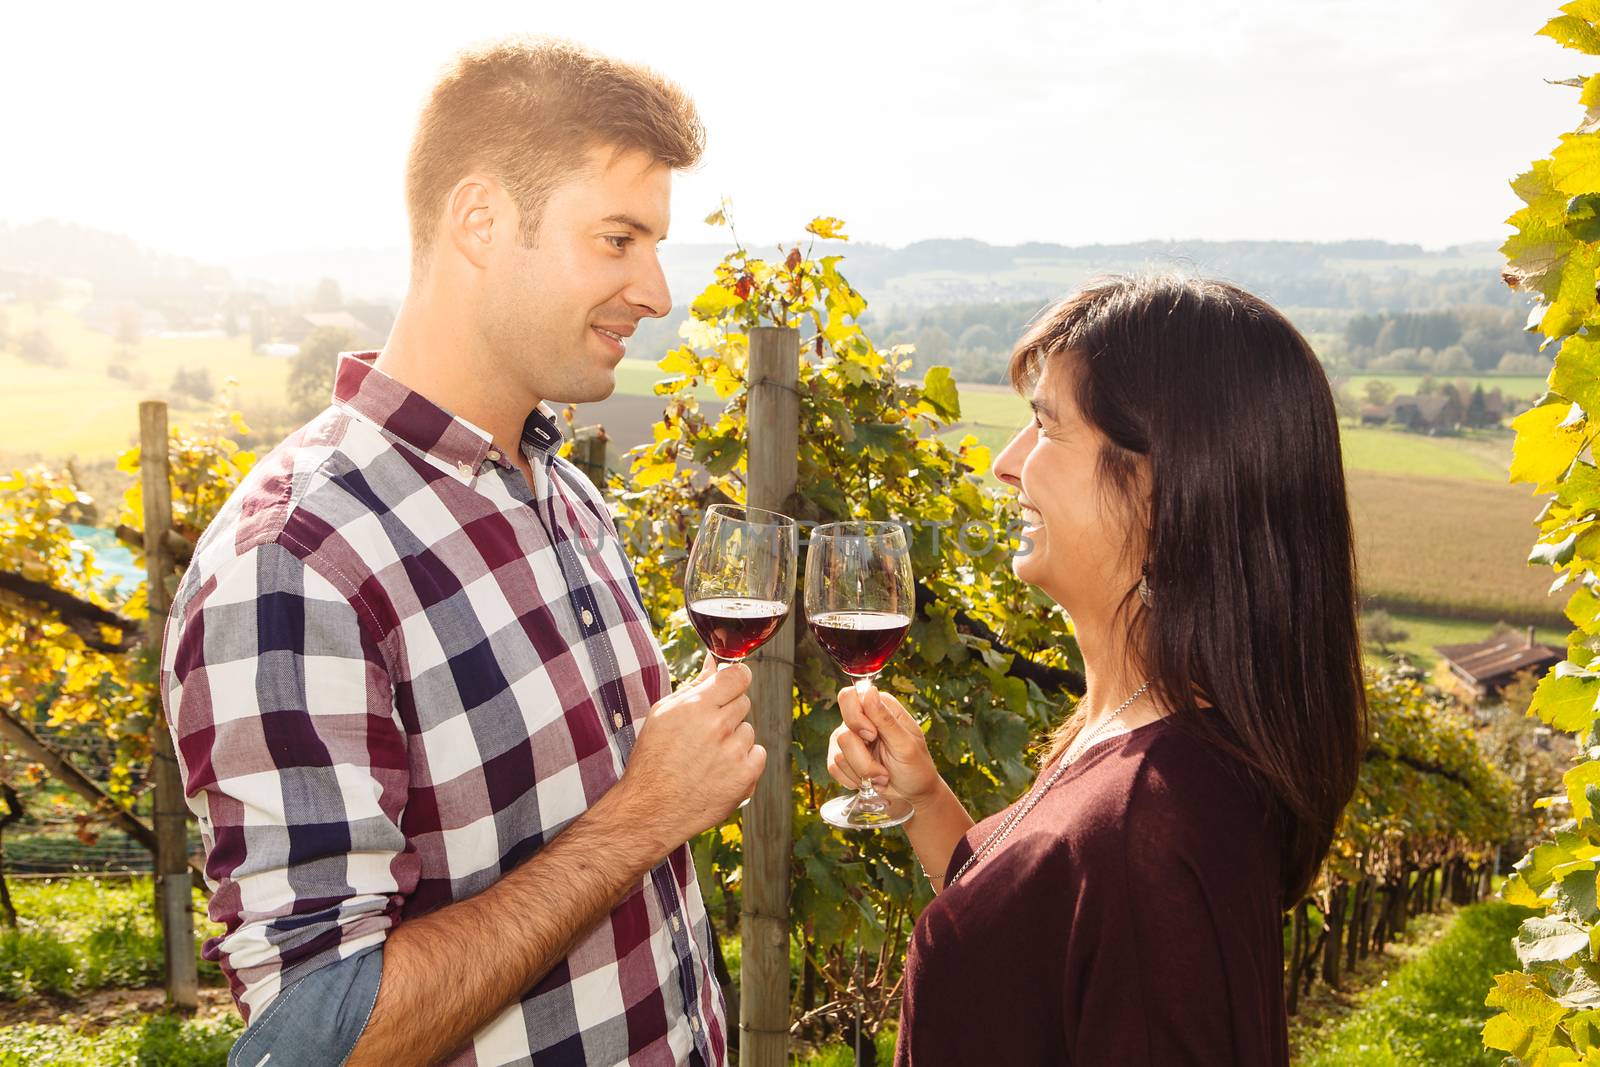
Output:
[
  {"xmin": 1389, "ymin": 393, "xmax": 1462, "ymax": 434},
  {"xmin": 1435, "ymin": 627, "xmax": 1561, "ymax": 700}
]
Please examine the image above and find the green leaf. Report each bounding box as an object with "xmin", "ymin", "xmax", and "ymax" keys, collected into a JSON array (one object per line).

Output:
[
  {"xmin": 1571, "ymin": 763, "xmax": 1600, "ymax": 821},
  {"xmin": 1570, "ymin": 194, "xmax": 1600, "ymax": 243},
  {"xmin": 691, "ymin": 430, "xmax": 743, "ymax": 477},
  {"xmin": 843, "ymin": 423, "xmax": 903, "ymax": 459},
  {"xmin": 1484, "ymin": 971, "xmax": 1570, "ymax": 1056},
  {"xmin": 1568, "ymin": 586, "xmax": 1600, "ymax": 632},
  {"xmin": 1532, "ymin": 662, "xmax": 1600, "ymax": 731},
  {"xmin": 1557, "ymin": 334, "xmax": 1600, "ymax": 415},
  {"xmin": 1507, "ymin": 214, "xmax": 1571, "ymax": 294},
  {"xmin": 1544, "ymin": 244, "xmax": 1600, "ymax": 337},
  {"xmin": 918, "ymin": 366, "xmax": 962, "ymax": 422},
  {"xmin": 1515, "ymin": 161, "xmax": 1566, "ymax": 211}
]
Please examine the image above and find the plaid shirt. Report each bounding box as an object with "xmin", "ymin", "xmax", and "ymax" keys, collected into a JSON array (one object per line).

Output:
[{"xmin": 161, "ymin": 352, "xmax": 726, "ymax": 1066}]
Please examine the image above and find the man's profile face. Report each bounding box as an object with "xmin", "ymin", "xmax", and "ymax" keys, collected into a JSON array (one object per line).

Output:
[{"xmin": 482, "ymin": 145, "xmax": 674, "ymax": 407}]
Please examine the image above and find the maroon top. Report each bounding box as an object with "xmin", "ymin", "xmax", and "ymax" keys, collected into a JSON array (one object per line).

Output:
[{"xmin": 897, "ymin": 715, "xmax": 1288, "ymax": 1066}]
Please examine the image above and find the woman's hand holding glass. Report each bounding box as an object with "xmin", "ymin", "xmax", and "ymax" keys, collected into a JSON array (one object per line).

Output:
[{"xmin": 826, "ymin": 685, "xmax": 942, "ymax": 811}]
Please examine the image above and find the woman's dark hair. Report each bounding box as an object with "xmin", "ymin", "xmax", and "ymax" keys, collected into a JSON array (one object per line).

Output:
[{"xmin": 1010, "ymin": 274, "xmax": 1367, "ymax": 908}]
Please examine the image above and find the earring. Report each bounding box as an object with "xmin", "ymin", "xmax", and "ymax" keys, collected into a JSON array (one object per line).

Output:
[{"xmin": 1137, "ymin": 563, "xmax": 1154, "ymax": 607}]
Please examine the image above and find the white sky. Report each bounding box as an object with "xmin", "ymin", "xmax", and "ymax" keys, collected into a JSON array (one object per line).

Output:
[{"xmin": 0, "ymin": 0, "xmax": 1581, "ymax": 261}]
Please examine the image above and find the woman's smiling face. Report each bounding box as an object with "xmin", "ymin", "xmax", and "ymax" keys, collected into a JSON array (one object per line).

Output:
[{"xmin": 992, "ymin": 355, "xmax": 1149, "ymax": 616}]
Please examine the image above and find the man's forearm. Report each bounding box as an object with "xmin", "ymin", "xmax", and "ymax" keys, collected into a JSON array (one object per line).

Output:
[{"xmin": 344, "ymin": 783, "xmax": 675, "ymax": 1067}]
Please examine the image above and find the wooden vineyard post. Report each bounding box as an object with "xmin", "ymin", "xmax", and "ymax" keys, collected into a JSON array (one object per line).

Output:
[
  {"xmin": 740, "ymin": 327, "xmax": 800, "ymax": 1065},
  {"xmin": 140, "ymin": 401, "xmax": 198, "ymax": 1010},
  {"xmin": 570, "ymin": 425, "xmax": 608, "ymax": 487}
]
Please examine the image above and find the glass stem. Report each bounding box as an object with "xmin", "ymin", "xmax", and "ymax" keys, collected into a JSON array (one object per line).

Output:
[{"xmin": 852, "ymin": 675, "xmax": 886, "ymax": 811}]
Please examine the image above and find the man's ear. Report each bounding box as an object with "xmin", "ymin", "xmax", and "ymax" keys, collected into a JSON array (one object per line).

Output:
[{"xmin": 444, "ymin": 175, "xmax": 501, "ymax": 270}]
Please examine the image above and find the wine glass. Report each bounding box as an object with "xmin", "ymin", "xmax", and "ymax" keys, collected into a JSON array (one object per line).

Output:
[
  {"xmin": 685, "ymin": 504, "xmax": 797, "ymax": 668},
  {"xmin": 805, "ymin": 521, "xmax": 915, "ymax": 830}
]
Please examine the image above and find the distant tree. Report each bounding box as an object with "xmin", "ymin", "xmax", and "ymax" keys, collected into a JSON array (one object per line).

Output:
[
  {"xmin": 171, "ymin": 365, "xmax": 213, "ymax": 401},
  {"xmin": 957, "ymin": 323, "xmax": 1000, "ymax": 353},
  {"xmin": 1374, "ymin": 318, "xmax": 1401, "ymax": 353},
  {"xmin": 1467, "ymin": 385, "xmax": 1490, "ymax": 427},
  {"xmin": 1417, "ymin": 375, "xmax": 1438, "ymax": 396},
  {"xmin": 248, "ymin": 309, "xmax": 270, "ymax": 351},
  {"xmin": 1433, "ymin": 344, "xmax": 1473, "ymax": 373},
  {"xmin": 289, "ymin": 326, "xmax": 356, "ymax": 416},
  {"xmin": 113, "ymin": 303, "xmax": 142, "ymax": 354},
  {"xmin": 1497, "ymin": 351, "xmax": 1548, "ymax": 375},
  {"xmin": 223, "ymin": 310, "xmax": 240, "ymax": 337},
  {"xmin": 312, "ymin": 277, "xmax": 344, "ymax": 312},
  {"xmin": 1371, "ymin": 346, "xmax": 1427, "ymax": 372},
  {"xmin": 1330, "ymin": 383, "xmax": 1361, "ymax": 421},
  {"xmin": 1363, "ymin": 379, "xmax": 1396, "ymax": 406},
  {"xmin": 1360, "ymin": 610, "xmax": 1409, "ymax": 655},
  {"xmin": 1345, "ymin": 313, "xmax": 1383, "ymax": 349},
  {"xmin": 1440, "ymin": 381, "xmax": 1464, "ymax": 412},
  {"xmin": 17, "ymin": 328, "xmax": 63, "ymax": 367},
  {"xmin": 913, "ymin": 325, "xmax": 953, "ymax": 361}
]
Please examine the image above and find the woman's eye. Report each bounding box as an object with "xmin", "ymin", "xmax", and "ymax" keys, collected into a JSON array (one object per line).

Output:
[{"xmin": 605, "ymin": 235, "xmax": 630, "ymax": 251}]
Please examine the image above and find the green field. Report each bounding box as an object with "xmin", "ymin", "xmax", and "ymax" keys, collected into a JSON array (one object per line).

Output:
[
  {"xmin": 1338, "ymin": 427, "xmax": 1508, "ymax": 481},
  {"xmin": 0, "ymin": 305, "xmax": 291, "ymax": 461},
  {"xmin": 1377, "ymin": 612, "xmax": 1562, "ymax": 663}
]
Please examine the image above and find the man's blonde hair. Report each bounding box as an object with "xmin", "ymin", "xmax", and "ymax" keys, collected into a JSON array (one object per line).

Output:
[{"xmin": 406, "ymin": 37, "xmax": 704, "ymax": 269}]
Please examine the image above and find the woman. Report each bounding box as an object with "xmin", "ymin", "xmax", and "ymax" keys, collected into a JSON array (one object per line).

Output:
[{"xmin": 828, "ymin": 275, "xmax": 1366, "ymax": 1066}]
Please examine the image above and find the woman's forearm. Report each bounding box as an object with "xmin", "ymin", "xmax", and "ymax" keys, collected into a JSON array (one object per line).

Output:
[{"xmin": 906, "ymin": 779, "xmax": 975, "ymax": 892}]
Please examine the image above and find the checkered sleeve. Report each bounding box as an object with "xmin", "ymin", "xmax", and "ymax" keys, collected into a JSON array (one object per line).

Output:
[{"xmin": 163, "ymin": 538, "xmax": 412, "ymax": 1022}]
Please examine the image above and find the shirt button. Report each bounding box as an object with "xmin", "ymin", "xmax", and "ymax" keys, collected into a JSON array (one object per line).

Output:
[
  {"xmin": 670, "ymin": 914, "xmax": 682, "ymax": 933},
  {"xmin": 456, "ymin": 462, "xmax": 472, "ymax": 477},
  {"xmin": 487, "ymin": 449, "xmax": 500, "ymax": 463},
  {"xmin": 690, "ymin": 1016, "xmax": 701, "ymax": 1033},
  {"xmin": 581, "ymin": 608, "xmax": 595, "ymax": 627},
  {"xmin": 612, "ymin": 711, "xmax": 625, "ymax": 729}
]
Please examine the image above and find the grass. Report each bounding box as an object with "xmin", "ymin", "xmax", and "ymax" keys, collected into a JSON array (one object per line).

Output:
[
  {"xmin": 1295, "ymin": 901, "xmax": 1532, "ymax": 1067},
  {"xmin": 1338, "ymin": 427, "xmax": 1507, "ymax": 481},
  {"xmin": 798, "ymin": 1028, "xmax": 898, "ymax": 1065},
  {"xmin": 0, "ymin": 878, "xmax": 223, "ymax": 1000},
  {"xmin": 0, "ymin": 1015, "xmax": 241, "ymax": 1067}
]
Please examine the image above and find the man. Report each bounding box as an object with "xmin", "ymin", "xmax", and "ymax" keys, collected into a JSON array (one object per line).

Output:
[{"xmin": 161, "ymin": 38, "xmax": 763, "ymax": 1067}]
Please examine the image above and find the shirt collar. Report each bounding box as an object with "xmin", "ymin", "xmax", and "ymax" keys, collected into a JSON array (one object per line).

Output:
[{"xmin": 332, "ymin": 351, "xmax": 566, "ymax": 479}]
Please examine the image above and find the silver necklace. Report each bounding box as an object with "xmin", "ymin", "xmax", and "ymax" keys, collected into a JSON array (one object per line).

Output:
[{"xmin": 947, "ymin": 680, "xmax": 1152, "ymax": 888}]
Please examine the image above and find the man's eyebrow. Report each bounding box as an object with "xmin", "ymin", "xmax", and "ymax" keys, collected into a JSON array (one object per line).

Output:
[
  {"xmin": 1029, "ymin": 397, "xmax": 1056, "ymax": 421},
  {"xmin": 602, "ymin": 213, "xmax": 659, "ymax": 239}
]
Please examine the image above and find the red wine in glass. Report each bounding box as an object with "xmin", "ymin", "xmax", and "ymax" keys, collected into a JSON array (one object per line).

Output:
[
  {"xmin": 683, "ymin": 503, "xmax": 797, "ymax": 670},
  {"xmin": 804, "ymin": 521, "xmax": 915, "ymax": 830},
  {"xmin": 807, "ymin": 611, "xmax": 911, "ymax": 677},
  {"xmin": 688, "ymin": 597, "xmax": 790, "ymax": 662}
]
